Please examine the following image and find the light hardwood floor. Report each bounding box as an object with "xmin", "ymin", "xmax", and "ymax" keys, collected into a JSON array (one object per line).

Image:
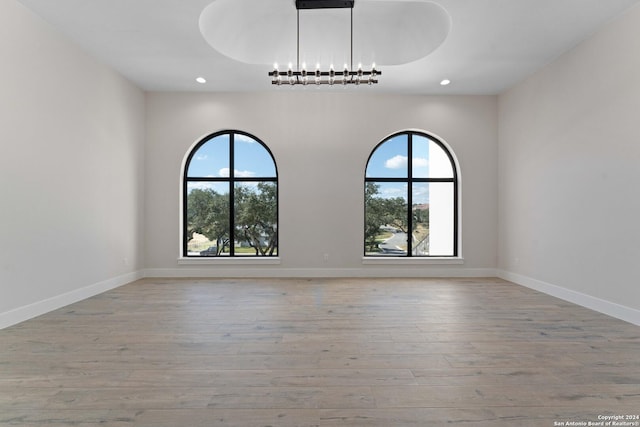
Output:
[{"xmin": 1, "ymin": 278, "xmax": 639, "ymax": 426}]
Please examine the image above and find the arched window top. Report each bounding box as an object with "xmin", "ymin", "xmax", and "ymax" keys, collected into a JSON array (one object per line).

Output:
[
  {"xmin": 364, "ymin": 130, "xmax": 458, "ymax": 257},
  {"xmin": 183, "ymin": 130, "xmax": 278, "ymax": 257},
  {"xmin": 366, "ymin": 131, "xmax": 455, "ymax": 180},
  {"xmin": 186, "ymin": 131, "xmax": 277, "ymax": 179}
]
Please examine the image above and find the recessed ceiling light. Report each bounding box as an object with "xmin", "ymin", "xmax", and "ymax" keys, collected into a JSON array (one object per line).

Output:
[
  {"xmin": 196, "ymin": 77, "xmax": 207, "ymax": 84},
  {"xmin": 440, "ymin": 79, "xmax": 451, "ymax": 86}
]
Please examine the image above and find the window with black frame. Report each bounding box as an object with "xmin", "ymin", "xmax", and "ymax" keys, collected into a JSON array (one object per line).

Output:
[
  {"xmin": 364, "ymin": 131, "xmax": 458, "ymax": 257},
  {"xmin": 183, "ymin": 130, "xmax": 278, "ymax": 257}
]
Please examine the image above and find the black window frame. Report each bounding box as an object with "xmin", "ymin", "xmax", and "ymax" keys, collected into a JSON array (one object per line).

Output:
[
  {"xmin": 183, "ymin": 130, "xmax": 278, "ymax": 257},
  {"xmin": 364, "ymin": 130, "xmax": 458, "ymax": 257}
]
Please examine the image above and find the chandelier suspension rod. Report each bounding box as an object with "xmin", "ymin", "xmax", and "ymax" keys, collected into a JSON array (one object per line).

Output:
[
  {"xmin": 297, "ymin": 7, "xmax": 352, "ymax": 72},
  {"xmin": 297, "ymin": 8, "xmax": 300, "ymax": 72},
  {"xmin": 350, "ymin": 6, "xmax": 353, "ymax": 72}
]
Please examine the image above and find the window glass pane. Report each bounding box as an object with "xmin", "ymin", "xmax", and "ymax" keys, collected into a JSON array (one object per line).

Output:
[
  {"xmin": 364, "ymin": 182, "xmax": 408, "ymax": 255},
  {"xmin": 411, "ymin": 182, "xmax": 430, "ymax": 255},
  {"xmin": 186, "ymin": 182, "xmax": 230, "ymax": 256},
  {"xmin": 413, "ymin": 182, "xmax": 454, "ymax": 256},
  {"xmin": 366, "ymin": 134, "xmax": 408, "ymax": 178},
  {"xmin": 412, "ymin": 135, "xmax": 454, "ymax": 179},
  {"xmin": 411, "ymin": 135, "xmax": 430, "ymax": 178},
  {"xmin": 234, "ymin": 182, "xmax": 278, "ymax": 256},
  {"xmin": 234, "ymin": 134, "xmax": 276, "ymax": 178},
  {"xmin": 187, "ymin": 134, "xmax": 230, "ymax": 178}
]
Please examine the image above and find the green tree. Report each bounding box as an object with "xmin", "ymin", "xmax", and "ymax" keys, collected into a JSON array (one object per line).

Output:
[
  {"xmin": 365, "ymin": 183, "xmax": 384, "ymax": 251},
  {"xmin": 365, "ymin": 183, "xmax": 410, "ymax": 252},
  {"xmin": 413, "ymin": 206, "xmax": 429, "ymax": 227},
  {"xmin": 234, "ymin": 182, "xmax": 278, "ymax": 256},
  {"xmin": 380, "ymin": 197, "xmax": 408, "ymax": 233},
  {"xmin": 186, "ymin": 188, "xmax": 230, "ymax": 255}
]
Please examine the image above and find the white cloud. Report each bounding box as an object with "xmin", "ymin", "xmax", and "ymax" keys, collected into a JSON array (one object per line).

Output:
[
  {"xmin": 413, "ymin": 157, "xmax": 428, "ymax": 167},
  {"xmin": 235, "ymin": 169, "xmax": 256, "ymax": 177},
  {"xmin": 379, "ymin": 183, "xmax": 408, "ymax": 199},
  {"xmin": 382, "ymin": 187, "xmax": 404, "ymax": 196},
  {"xmin": 187, "ymin": 182, "xmax": 215, "ymax": 191},
  {"xmin": 219, "ymin": 167, "xmax": 256, "ymax": 178},
  {"xmin": 412, "ymin": 186, "xmax": 429, "ymax": 204},
  {"xmin": 196, "ymin": 154, "xmax": 208, "ymax": 160},
  {"xmin": 235, "ymin": 134, "xmax": 256, "ymax": 144},
  {"xmin": 385, "ymin": 155, "xmax": 408, "ymax": 169}
]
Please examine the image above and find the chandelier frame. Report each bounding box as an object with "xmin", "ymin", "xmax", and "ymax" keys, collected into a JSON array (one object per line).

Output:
[{"xmin": 268, "ymin": 0, "xmax": 380, "ymax": 86}]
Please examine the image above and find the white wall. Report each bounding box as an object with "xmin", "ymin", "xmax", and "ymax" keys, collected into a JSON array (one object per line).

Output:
[
  {"xmin": 0, "ymin": 0, "xmax": 146, "ymax": 328},
  {"xmin": 498, "ymin": 5, "xmax": 640, "ymax": 323},
  {"xmin": 145, "ymin": 92, "xmax": 498, "ymax": 277}
]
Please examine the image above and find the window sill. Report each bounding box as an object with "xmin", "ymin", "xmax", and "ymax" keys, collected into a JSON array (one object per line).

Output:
[
  {"xmin": 178, "ymin": 257, "xmax": 281, "ymax": 265},
  {"xmin": 362, "ymin": 257, "xmax": 464, "ymax": 265}
]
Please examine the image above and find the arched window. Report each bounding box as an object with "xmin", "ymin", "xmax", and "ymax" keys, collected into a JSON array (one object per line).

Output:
[
  {"xmin": 364, "ymin": 131, "xmax": 458, "ymax": 257},
  {"xmin": 183, "ymin": 130, "xmax": 278, "ymax": 257}
]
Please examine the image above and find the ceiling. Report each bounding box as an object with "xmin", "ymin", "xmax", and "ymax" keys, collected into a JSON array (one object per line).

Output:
[{"xmin": 15, "ymin": 0, "xmax": 640, "ymax": 94}]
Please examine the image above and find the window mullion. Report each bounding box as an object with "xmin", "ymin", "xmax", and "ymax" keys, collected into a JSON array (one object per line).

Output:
[
  {"xmin": 229, "ymin": 133, "xmax": 235, "ymax": 256},
  {"xmin": 407, "ymin": 133, "xmax": 413, "ymax": 256},
  {"xmin": 183, "ymin": 172, "xmax": 189, "ymax": 257}
]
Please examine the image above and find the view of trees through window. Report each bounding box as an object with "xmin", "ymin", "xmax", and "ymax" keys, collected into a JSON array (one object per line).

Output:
[
  {"xmin": 365, "ymin": 131, "xmax": 457, "ymax": 257},
  {"xmin": 183, "ymin": 131, "xmax": 278, "ymax": 256}
]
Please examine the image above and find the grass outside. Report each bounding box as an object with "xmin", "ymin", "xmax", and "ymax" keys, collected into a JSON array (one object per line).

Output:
[{"xmin": 187, "ymin": 233, "xmax": 274, "ymax": 255}]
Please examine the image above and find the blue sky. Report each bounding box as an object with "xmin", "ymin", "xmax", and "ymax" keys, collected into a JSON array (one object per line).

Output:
[
  {"xmin": 365, "ymin": 134, "xmax": 441, "ymax": 179},
  {"xmin": 188, "ymin": 133, "xmax": 276, "ymax": 179},
  {"xmin": 366, "ymin": 134, "xmax": 408, "ymax": 178}
]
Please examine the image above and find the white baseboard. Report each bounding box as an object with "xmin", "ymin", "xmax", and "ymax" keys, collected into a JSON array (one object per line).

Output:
[
  {"xmin": 144, "ymin": 267, "xmax": 498, "ymax": 278},
  {"xmin": 0, "ymin": 270, "xmax": 144, "ymax": 330},
  {"xmin": 497, "ymin": 269, "xmax": 640, "ymax": 326}
]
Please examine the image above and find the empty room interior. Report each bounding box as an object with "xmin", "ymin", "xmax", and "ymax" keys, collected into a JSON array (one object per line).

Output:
[{"xmin": 1, "ymin": 0, "xmax": 639, "ymax": 425}]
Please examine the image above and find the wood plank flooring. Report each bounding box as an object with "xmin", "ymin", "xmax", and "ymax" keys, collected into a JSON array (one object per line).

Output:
[{"xmin": 1, "ymin": 277, "xmax": 639, "ymax": 426}]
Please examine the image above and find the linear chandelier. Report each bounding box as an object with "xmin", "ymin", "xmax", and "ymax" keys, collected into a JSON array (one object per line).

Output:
[{"xmin": 269, "ymin": 0, "xmax": 380, "ymax": 86}]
